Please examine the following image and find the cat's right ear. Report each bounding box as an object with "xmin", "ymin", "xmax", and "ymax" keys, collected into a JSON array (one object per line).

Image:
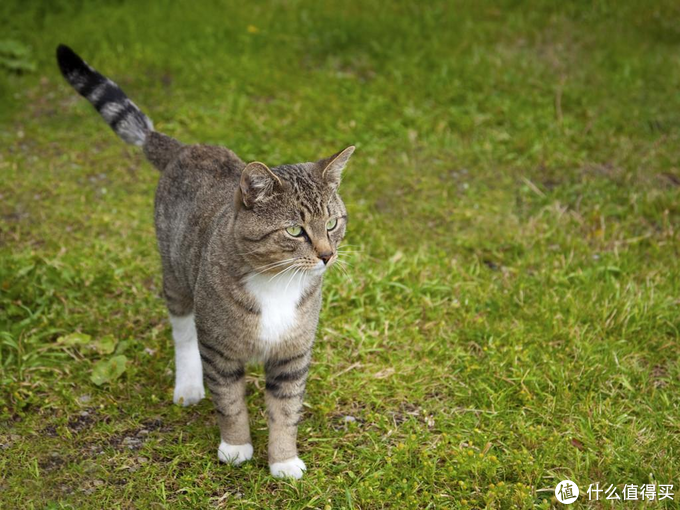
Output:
[
  {"xmin": 238, "ymin": 162, "xmax": 282, "ymax": 208},
  {"xmin": 321, "ymin": 146, "xmax": 355, "ymax": 189}
]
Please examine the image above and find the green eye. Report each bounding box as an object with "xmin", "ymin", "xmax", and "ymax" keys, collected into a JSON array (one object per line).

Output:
[
  {"xmin": 326, "ymin": 218, "xmax": 338, "ymax": 230},
  {"xmin": 286, "ymin": 225, "xmax": 303, "ymax": 237}
]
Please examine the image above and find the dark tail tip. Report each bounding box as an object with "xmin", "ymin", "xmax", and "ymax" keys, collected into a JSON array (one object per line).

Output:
[{"xmin": 56, "ymin": 44, "xmax": 85, "ymax": 77}]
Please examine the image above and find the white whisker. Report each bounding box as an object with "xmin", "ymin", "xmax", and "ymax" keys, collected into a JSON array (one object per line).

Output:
[
  {"xmin": 335, "ymin": 249, "xmax": 361, "ymax": 257},
  {"xmin": 252, "ymin": 258, "xmax": 297, "ymax": 271},
  {"xmin": 268, "ymin": 263, "xmax": 298, "ymax": 283},
  {"xmin": 332, "ymin": 257, "xmax": 353, "ymax": 279},
  {"xmin": 285, "ymin": 266, "xmax": 303, "ymax": 293},
  {"xmin": 247, "ymin": 258, "xmax": 298, "ymax": 279},
  {"xmin": 333, "ymin": 262, "xmax": 353, "ymax": 281}
]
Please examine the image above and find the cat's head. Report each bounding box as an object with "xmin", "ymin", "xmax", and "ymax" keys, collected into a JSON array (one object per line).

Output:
[{"xmin": 233, "ymin": 146, "xmax": 354, "ymax": 276}]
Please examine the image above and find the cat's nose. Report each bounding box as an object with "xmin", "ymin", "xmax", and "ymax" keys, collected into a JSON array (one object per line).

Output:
[{"xmin": 318, "ymin": 251, "xmax": 333, "ymax": 265}]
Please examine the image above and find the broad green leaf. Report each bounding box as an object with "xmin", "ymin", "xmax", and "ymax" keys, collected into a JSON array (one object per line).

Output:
[
  {"xmin": 57, "ymin": 333, "xmax": 92, "ymax": 347},
  {"xmin": 90, "ymin": 355, "xmax": 128, "ymax": 386},
  {"xmin": 114, "ymin": 340, "xmax": 130, "ymax": 355},
  {"xmin": 93, "ymin": 335, "xmax": 117, "ymax": 355}
]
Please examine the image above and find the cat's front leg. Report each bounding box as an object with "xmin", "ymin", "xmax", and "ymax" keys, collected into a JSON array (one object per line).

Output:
[
  {"xmin": 199, "ymin": 341, "xmax": 252, "ymax": 466},
  {"xmin": 264, "ymin": 350, "xmax": 312, "ymax": 479}
]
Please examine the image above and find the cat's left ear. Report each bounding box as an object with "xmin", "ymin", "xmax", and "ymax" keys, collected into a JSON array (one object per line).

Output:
[
  {"xmin": 239, "ymin": 161, "xmax": 283, "ymax": 208},
  {"xmin": 320, "ymin": 146, "xmax": 355, "ymax": 188}
]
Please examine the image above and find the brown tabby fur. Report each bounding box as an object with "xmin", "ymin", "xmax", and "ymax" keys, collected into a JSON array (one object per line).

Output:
[
  {"xmin": 149, "ymin": 131, "xmax": 352, "ymax": 465},
  {"xmin": 56, "ymin": 45, "xmax": 354, "ymax": 476}
]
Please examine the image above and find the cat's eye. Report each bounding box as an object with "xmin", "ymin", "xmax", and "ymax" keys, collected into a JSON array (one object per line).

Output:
[
  {"xmin": 326, "ymin": 218, "xmax": 338, "ymax": 231},
  {"xmin": 285, "ymin": 225, "xmax": 303, "ymax": 237}
]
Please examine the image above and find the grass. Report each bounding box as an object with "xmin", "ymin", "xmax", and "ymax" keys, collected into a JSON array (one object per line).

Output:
[{"xmin": 1, "ymin": 0, "xmax": 680, "ymax": 508}]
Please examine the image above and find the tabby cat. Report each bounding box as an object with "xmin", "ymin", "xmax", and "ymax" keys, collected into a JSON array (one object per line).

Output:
[{"xmin": 56, "ymin": 45, "xmax": 354, "ymax": 479}]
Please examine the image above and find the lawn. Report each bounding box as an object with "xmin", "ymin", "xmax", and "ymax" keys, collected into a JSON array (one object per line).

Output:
[{"xmin": 1, "ymin": 0, "xmax": 679, "ymax": 508}]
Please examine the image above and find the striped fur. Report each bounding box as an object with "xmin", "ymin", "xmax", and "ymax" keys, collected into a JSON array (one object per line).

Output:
[
  {"xmin": 56, "ymin": 45, "xmax": 153, "ymax": 146},
  {"xmin": 56, "ymin": 45, "xmax": 355, "ymax": 479}
]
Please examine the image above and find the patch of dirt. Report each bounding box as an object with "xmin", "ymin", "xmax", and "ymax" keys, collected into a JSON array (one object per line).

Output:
[
  {"xmin": 387, "ymin": 402, "xmax": 439, "ymax": 429},
  {"xmin": 57, "ymin": 484, "xmax": 74, "ymax": 496},
  {"xmin": 0, "ymin": 433, "xmax": 22, "ymax": 450},
  {"xmin": 39, "ymin": 452, "xmax": 68, "ymax": 472},
  {"xmin": 1, "ymin": 207, "xmax": 31, "ymax": 224},
  {"xmin": 108, "ymin": 428, "xmax": 150, "ymax": 451},
  {"xmin": 327, "ymin": 400, "xmax": 370, "ymax": 431},
  {"xmin": 651, "ymin": 364, "xmax": 669, "ymax": 388},
  {"xmin": 388, "ymin": 402, "xmax": 421, "ymax": 426},
  {"xmin": 482, "ymin": 259, "xmax": 501, "ymax": 271},
  {"xmin": 67, "ymin": 410, "xmax": 99, "ymax": 433},
  {"xmin": 79, "ymin": 478, "xmax": 106, "ymax": 496},
  {"xmin": 110, "ymin": 476, "xmax": 129, "ymax": 486},
  {"xmin": 141, "ymin": 416, "xmax": 172, "ymax": 433},
  {"xmin": 540, "ymin": 178, "xmax": 561, "ymax": 191},
  {"xmin": 657, "ymin": 172, "xmax": 680, "ymax": 188},
  {"xmin": 142, "ymin": 276, "xmax": 158, "ymax": 293},
  {"xmin": 467, "ymin": 341, "xmax": 485, "ymax": 357},
  {"xmin": 42, "ymin": 424, "xmax": 59, "ymax": 437},
  {"xmin": 211, "ymin": 487, "xmax": 246, "ymax": 508},
  {"xmin": 105, "ymin": 416, "xmax": 173, "ymax": 453},
  {"xmin": 423, "ymin": 390, "xmax": 449, "ymax": 403},
  {"xmin": 580, "ymin": 162, "xmax": 623, "ymax": 180}
]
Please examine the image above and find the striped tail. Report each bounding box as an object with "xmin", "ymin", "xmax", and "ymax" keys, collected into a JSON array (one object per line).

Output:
[{"xmin": 56, "ymin": 44, "xmax": 154, "ymax": 146}]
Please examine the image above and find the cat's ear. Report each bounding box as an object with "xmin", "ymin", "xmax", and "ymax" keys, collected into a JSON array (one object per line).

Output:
[
  {"xmin": 320, "ymin": 146, "xmax": 355, "ymax": 188},
  {"xmin": 239, "ymin": 161, "xmax": 282, "ymax": 208}
]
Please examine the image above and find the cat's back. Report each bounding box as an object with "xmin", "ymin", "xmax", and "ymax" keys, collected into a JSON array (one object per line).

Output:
[
  {"xmin": 156, "ymin": 142, "xmax": 244, "ymax": 219},
  {"xmin": 154, "ymin": 142, "xmax": 245, "ymax": 286},
  {"xmin": 157, "ymin": 142, "xmax": 245, "ymax": 197}
]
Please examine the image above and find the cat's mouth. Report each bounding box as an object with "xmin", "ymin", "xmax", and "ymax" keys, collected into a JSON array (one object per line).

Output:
[
  {"xmin": 290, "ymin": 256, "xmax": 334, "ymax": 273},
  {"xmin": 309, "ymin": 259, "xmax": 328, "ymax": 273},
  {"xmin": 290, "ymin": 258, "xmax": 331, "ymax": 276}
]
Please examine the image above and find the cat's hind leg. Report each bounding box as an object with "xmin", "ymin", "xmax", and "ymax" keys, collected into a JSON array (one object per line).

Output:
[
  {"xmin": 169, "ymin": 312, "xmax": 205, "ymax": 406},
  {"xmin": 164, "ymin": 276, "xmax": 205, "ymax": 406}
]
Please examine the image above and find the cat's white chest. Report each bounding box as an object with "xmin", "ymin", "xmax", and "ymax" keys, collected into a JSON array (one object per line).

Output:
[{"xmin": 245, "ymin": 272, "xmax": 309, "ymax": 344}]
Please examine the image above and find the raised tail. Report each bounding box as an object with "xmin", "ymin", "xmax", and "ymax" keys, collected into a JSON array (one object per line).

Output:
[{"xmin": 56, "ymin": 44, "xmax": 154, "ymax": 147}]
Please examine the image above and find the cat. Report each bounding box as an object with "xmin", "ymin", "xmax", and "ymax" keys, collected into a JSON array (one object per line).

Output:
[{"xmin": 56, "ymin": 44, "xmax": 354, "ymax": 479}]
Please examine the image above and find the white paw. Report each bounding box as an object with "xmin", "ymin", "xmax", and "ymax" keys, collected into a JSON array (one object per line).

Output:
[
  {"xmin": 270, "ymin": 456, "xmax": 306, "ymax": 479},
  {"xmin": 173, "ymin": 382, "xmax": 205, "ymax": 406},
  {"xmin": 218, "ymin": 441, "xmax": 253, "ymax": 466}
]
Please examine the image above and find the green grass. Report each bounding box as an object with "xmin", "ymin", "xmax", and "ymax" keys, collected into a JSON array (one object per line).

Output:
[{"xmin": 1, "ymin": 0, "xmax": 680, "ymax": 508}]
